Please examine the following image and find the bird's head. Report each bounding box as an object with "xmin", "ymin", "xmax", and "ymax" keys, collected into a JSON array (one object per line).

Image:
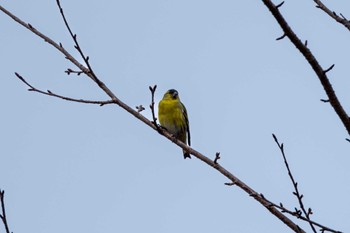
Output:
[{"xmin": 163, "ymin": 89, "xmax": 179, "ymax": 100}]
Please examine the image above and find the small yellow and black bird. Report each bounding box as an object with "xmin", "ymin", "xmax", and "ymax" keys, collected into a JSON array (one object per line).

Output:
[{"xmin": 158, "ymin": 89, "xmax": 191, "ymax": 159}]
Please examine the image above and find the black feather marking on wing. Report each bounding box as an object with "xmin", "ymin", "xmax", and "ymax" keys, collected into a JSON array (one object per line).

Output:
[{"xmin": 181, "ymin": 102, "xmax": 191, "ymax": 146}]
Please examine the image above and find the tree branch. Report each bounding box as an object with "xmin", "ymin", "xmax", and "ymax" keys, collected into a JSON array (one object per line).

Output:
[
  {"xmin": 261, "ymin": 0, "xmax": 350, "ymax": 136},
  {"xmin": 272, "ymin": 134, "xmax": 342, "ymax": 233},
  {"xmin": 149, "ymin": 85, "xmax": 162, "ymax": 132},
  {"xmin": 273, "ymin": 134, "xmax": 317, "ymax": 233},
  {"xmin": 314, "ymin": 0, "xmax": 350, "ymax": 31},
  {"xmin": 55, "ymin": 0, "xmax": 98, "ymax": 82},
  {"xmin": 15, "ymin": 72, "xmax": 115, "ymax": 106},
  {"xmin": 0, "ymin": 190, "xmax": 11, "ymax": 233}
]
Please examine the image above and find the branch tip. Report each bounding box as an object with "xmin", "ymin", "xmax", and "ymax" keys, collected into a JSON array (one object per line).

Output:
[
  {"xmin": 149, "ymin": 84, "xmax": 161, "ymax": 131},
  {"xmin": 272, "ymin": 133, "xmax": 277, "ymax": 142},
  {"xmin": 323, "ymin": 64, "xmax": 335, "ymax": 74},
  {"xmin": 340, "ymin": 13, "xmax": 347, "ymax": 20},
  {"xmin": 15, "ymin": 72, "xmax": 24, "ymax": 81},
  {"xmin": 308, "ymin": 208, "xmax": 313, "ymax": 215},
  {"xmin": 214, "ymin": 152, "xmax": 221, "ymax": 164},
  {"xmin": 276, "ymin": 33, "xmax": 286, "ymax": 40},
  {"xmin": 276, "ymin": 1, "xmax": 284, "ymax": 9},
  {"xmin": 149, "ymin": 85, "xmax": 157, "ymax": 93}
]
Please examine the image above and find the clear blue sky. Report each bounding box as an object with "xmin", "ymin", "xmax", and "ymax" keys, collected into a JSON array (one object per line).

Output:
[{"xmin": 1, "ymin": 1, "xmax": 349, "ymax": 232}]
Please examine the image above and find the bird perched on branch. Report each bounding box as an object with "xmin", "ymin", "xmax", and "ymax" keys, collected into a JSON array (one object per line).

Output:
[{"xmin": 158, "ymin": 89, "xmax": 191, "ymax": 159}]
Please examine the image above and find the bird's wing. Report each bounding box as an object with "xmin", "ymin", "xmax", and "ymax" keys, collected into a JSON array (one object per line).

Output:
[{"xmin": 181, "ymin": 102, "xmax": 191, "ymax": 146}]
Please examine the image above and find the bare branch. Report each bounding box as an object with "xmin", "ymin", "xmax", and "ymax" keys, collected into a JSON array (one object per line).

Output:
[
  {"xmin": 149, "ymin": 85, "xmax": 164, "ymax": 134},
  {"xmin": 15, "ymin": 72, "xmax": 114, "ymax": 106},
  {"xmin": 0, "ymin": 190, "xmax": 11, "ymax": 233},
  {"xmin": 262, "ymin": 0, "xmax": 350, "ymax": 136},
  {"xmin": 271, "ymin": 135, "xmax": 342, "ymax": 232},
  {"xmin": 271, "ymin": 203, "xmax": 342, "ymax": 233},
  {"xmin": 314, "ymin": 0, "xmax": 350, "ymax": 31},
  {"xmin": 0, "ymin": 5, "xmax": 89, "ymax": 78},
  {"xmin": 272, "ymin": 134, "xmax": 317, "ymax": 233},
  {"xmin": 55, "ymin": 0, "xmax": 97, "ymax": 80},
  {"xmin": 149, "ymin": 85, "xmax": 158, "ymax": 124}
]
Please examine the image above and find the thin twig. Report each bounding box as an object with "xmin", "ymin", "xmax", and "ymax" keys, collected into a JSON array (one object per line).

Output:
[
  {"xmin": 149, "ymin": 85, "xmax": 162, "ymax": 132},
  {"xmin": 56, "ymin": 0, "xmax": 97, "ymax": 79},
  {"xmin": 15, "ymin": 72, "xmax": 115, "ymax": 106},
  {"xmin": 324, "ymin": 64, "xmax": 335, "ymax": 74},
  {"xmin": 272, "ymin": 134, "xmax": 317, "ymax": 233},
  {"xmin": 0, "ymin": 190, "xmax": 11, "ymax": 233},
  {"xmin": 262, "ymin": 0, "xmax": 350, "ymax": 136}
]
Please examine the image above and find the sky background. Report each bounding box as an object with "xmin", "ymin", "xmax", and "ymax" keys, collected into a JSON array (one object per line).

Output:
[{"xmin": 1, "ymin": 1, "xmax": 350, "ymax": 232}]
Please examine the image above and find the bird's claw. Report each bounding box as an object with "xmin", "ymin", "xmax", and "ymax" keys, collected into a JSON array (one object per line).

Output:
[{"xmin": 171, "ymin": 134, "xmax": 177, "ymax": 143}]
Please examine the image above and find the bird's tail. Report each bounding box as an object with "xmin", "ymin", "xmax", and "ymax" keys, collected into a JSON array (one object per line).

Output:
[{"xmin": 183, "ymin": 149, "xmax": 191, "ymax": 159}]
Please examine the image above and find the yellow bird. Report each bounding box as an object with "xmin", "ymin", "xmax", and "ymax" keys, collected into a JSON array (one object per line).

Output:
[{"xmin": 158, "ymin": 89, "xmax": 191, "ymax": 159}]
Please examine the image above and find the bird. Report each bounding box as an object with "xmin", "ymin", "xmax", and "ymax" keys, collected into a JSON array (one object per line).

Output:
[{"xmin": 158, "ymin": 89, "xmax": 191, "ymax": 159}]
